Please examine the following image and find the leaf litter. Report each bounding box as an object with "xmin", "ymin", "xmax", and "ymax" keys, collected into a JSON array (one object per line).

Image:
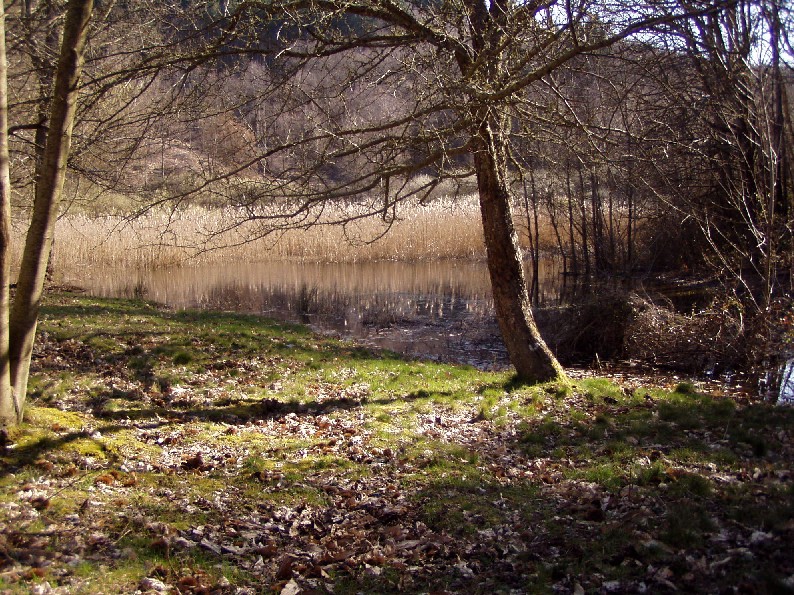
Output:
[{"xmin": 0, "ymin": 294, "xmax": 793, "ymax": 594}]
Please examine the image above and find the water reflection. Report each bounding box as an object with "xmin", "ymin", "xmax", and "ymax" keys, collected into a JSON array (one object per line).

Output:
[
  {"xmin": 69, "ymin": 261, "xmax": 570, "ymax": 368},
  {"xmin": 64, "ymin": 260, "xmax": 767, "ymax": 396}
]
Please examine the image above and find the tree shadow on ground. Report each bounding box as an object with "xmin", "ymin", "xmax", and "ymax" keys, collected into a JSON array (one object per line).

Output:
[
  {"xmin": 94, "ymin": 389, "xmax": 447, "ymax": 424},
  {"xmin": 11, "ymin": 295, "xmax": 792, "ymax": 593},
  {"xmin": 474, "ymin": 391, "xmax": 794, "ymax": 592},
  {"xmin": 517, "ymin": 390, "xmax": 793, "ymax": 464},
  {"xmin": 0, "ymin": 421, "xmax": 167, "ymax": 477}
]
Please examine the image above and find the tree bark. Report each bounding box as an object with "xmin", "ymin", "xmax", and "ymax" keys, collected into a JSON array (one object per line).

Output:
[
  {"xmin": 0, "ymin": 3, "xmax": 15, "ymax": 425},
  {"xmin": 565, "ymin": 160, "xmax": 579, "ymax": 276},
  {"xmin": 472, "ymin": 117, "xmax": 565, "ymax": 383},
  {"xmin": 25, "ymin": 0, "xmax": 60, "ymax": 175},
  {"xmin": 8, "ymin": 0, "xmax": 94, "ymax": 417}
]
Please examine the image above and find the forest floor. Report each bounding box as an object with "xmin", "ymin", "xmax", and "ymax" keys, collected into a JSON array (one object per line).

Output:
[{"xmin": 1, "ymin": 293, "xmax": 793, "ymax": 594}]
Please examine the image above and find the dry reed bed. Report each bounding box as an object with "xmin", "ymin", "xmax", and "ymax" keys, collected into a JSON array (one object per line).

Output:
[
  {"xmin": 9, "ymin": 196, "xmax": 566, "ymax": 273},
  {"xmin": 6, "ymin": 199, "xmax": 494, "ymax": 271}
]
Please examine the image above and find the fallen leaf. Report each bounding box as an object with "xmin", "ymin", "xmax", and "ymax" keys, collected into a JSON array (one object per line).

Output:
[
  {"xmin": 276, "ymin": 555, "xmax": 295, "ymax": 580},
  {"xmin": 199, "ymin": 538, "xmax": 222, "ymax": 555},
  {"xmin": 182, "ymin": 452, "xmax": 205, "ymax": 471},
  {"xmin": 281, "ymin": 578, "xmax": 301, "ymax": 595},
  {"xmin": 139, "ymin": 577, "xmax": 170, "ymax": 592}
]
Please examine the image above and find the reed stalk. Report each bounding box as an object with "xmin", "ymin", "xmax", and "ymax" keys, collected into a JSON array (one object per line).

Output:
[
  {"xmin": 7, "ymin": 195, "xmax": 564, "ymax": 272},
  {"xmin": 9, "ymin": 198, "xmax": 481, "ymax": 271}
]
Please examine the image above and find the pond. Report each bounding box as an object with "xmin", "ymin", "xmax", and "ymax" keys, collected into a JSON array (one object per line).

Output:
[
  {"xmin": 61, "ymin": 258, "xmax": 776, "ymax": 402},
  {"xmin": 64, "ymin": 260, "xmax": 568, "ymax": 370}
]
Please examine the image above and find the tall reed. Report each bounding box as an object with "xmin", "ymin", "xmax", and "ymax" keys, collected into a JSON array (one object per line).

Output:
[
  {"xmin": 7, "ymin": 195, "xmax": 564, "ymax": 273},
  {"xmin": 6, "ymin": 198, "xmax": 480, "ymax": 272}
]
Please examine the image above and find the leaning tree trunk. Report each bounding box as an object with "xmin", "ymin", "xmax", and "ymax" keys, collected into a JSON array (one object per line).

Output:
[
  {"xmin": 8, "ymin": 0, "xmax": 94, "ymax": 419},
  {"xmin": 0, "ymin": 2, "xmax": 15, "ymax": 424},
  {"xmin": 473, "ymin": 117, "xmax": 565, "ymax": 383}
]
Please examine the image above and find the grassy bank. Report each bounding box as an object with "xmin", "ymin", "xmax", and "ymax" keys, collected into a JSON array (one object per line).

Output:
[{"xmin": 1, "ymin": 293, "xmax": 792, "ymax": 593}]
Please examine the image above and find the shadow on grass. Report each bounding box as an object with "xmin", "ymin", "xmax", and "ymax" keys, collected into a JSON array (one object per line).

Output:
[
  {"xmin": 36, "ymin": 295, "xmax": 413, "ymax": 417},
  {"xmin": 39, "ymin": 300, "xmax": 159, "ymax": 321},
  {"xmin": 97, "ymin": 389, "xmax": 446, "ymax": 424},
  {"xmin": 0, "ymin": 421, "xmax": 168, "ymax": 477},
  {"xmin": 405, "ymin": 391, "xmax": 794, "ymax": 592},
  {"xmin": 21, "ymin": 294, "xmax": 794, "ymax": 592},
  {"xmin": 518, "ymin": 390, "xmax": 794, "ymax": 466}
]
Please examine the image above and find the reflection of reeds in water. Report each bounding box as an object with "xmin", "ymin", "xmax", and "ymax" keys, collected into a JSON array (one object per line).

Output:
[
  {"xmin": 75, "ymin": 259, "xmax": 566, "ymax": 318},
  {"xmin": 71, "ymin": 257, "xmax": 558, "ymax": 368},
  {"xmin": 86, "ymin": 260, "xmax": 500, "ymax": 328},
  {"xmin": 197, "ymin": 282, "xmax": 497, "ymax": 329},
  {"xmin": 146, "ymin": 265, "xmax": 494, "ymax": 318}
]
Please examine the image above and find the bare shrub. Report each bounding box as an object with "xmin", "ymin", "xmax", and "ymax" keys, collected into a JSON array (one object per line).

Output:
[
  {"xmin": 536, "ymin": 293, "xmax": 634, "ymax": 365},
  {"xmin": 624, "ymin": 296, "xmax": 746, "ymax": 373},
  {"xmin": 532, "ymin": 290, "xmax": 790, "ymax": 374}
]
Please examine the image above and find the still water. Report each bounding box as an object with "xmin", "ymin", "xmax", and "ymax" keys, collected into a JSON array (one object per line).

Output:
[
  {"xmin": 62, "ymin": 260, "xmax": 784, "ymax": 401},
  {"xmin": 65, "ymin": 260, "xmax": 562, "ymax": 369}
]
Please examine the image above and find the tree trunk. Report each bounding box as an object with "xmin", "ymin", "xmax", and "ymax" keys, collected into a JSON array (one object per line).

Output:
[
  {"xmin": 528, "ymin": 167, "xmax": 540, "ymax": 306},
  {"xmin": 0, "ymin": 3, "xmax": 15, "ymax": 425},
  {"xmin": 590, "ymin": 169, "xmax": 605, "ymax": 271},
  {"xmin": 8, "ymin": 0, "xmax": 94, "ymax": 417},
  {"xmin": 521, "ymin": 176, "xmax": 538, "ymax": 304},
  {"xmin": 472, "ymin": 119, "xmax": 565, "ymax": 383},
  {"xmin": 766, "ymin": 0, "xmax": 785, "ymax": 311},
  {"xmin": 565, "ymin": 159, "xmax": 579, "ymax": 276},
  {"xmin": 26, "ymin": 0, "xmax": 60, "ymax": 173},
  {"xmin": 577, "ymin": 164, "xmax": 591, "ymax": 276}
]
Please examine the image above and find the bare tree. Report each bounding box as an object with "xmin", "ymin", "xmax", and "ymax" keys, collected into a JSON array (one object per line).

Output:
[
  {"xmin": 663, "ymin": 0, "xmax": 793, "ymax": 311},
  {"xmin": 0, "ymin": 0, "xmax": 94, "ymax": 426},
  {"xmin": 0, "ymin": 0, "xmax": 758, "ymax": 419},
  {"xmin": 139, "ymin": 0, "xmax": 729, "ymax": 382},
  {"xmin": 0, "ymin": 2, "xmax": 14, "ymax": 423},
  {"xmin": 0, "ymin": 0, "xmax": 245, "ymax": 424}
]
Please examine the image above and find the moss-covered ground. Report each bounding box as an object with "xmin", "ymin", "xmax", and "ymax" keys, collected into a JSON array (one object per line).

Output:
[{"xmin": 1, "ymin": 293, "xmax": 792, "ymax": 594}]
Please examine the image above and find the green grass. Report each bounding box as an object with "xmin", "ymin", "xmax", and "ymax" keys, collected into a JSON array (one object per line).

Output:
[
  {"xmin": 417, "ymin": 476, "xmax": 539, "ymax": 537},
  {"xmin": 1, "ymin": 293, "xmax": 792, "ymax": 594}
]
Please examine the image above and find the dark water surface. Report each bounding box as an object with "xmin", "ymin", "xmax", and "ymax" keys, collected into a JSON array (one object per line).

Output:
[
  {"xmin": 67, "ymin": 260, "xmax": 570, "ymax": 369},
  {"xmin": 63, "ymin": 260, "xmax": 777, "ymax": 403}
]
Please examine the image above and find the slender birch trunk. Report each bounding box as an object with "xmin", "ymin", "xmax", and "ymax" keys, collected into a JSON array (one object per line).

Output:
[
  {"xmin": 7, "ymin": 0, "xmax": 94, "ymax": 422},
  {"xmin": 0, "ymin": 3, "xmax": 15, "ymax": 425}
]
